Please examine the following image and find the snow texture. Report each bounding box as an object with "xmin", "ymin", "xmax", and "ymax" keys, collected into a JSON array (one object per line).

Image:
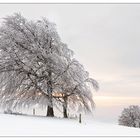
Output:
[{"xmin": 0, "ymin": 113, "xmax": 140, "ymax": 136}]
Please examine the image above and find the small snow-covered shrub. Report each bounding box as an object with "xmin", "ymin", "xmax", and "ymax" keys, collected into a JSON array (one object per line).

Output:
[{"xmin": 118, "ymin": 105, "xmax": 140, "ymax": 128}]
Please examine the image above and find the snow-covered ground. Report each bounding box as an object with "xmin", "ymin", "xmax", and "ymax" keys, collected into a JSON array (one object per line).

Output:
[{"xmin": 0, "ymin": 113, "xmax": 140, "ymax": 136}]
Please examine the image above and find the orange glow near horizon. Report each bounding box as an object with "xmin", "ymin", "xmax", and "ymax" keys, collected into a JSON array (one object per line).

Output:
[{"xmin": 94, "ymin": 96, "xmax": 140, "ymax": 107}]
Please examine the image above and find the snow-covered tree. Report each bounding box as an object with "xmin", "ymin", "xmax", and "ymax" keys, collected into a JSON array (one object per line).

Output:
[
  {"xmin": 0, "ymin": 13, "xmax": 98, "ymax": 117},
  {"xmin": 0, "ymin": 13, "xmax": 73, "ymax": 116},
  {"xmin": 118, "ymin": 105, "xmax": 140, "ymax": 128},
  {"xmin": 53, "ymin": 59, "xmax": 99, "ymax": 118}
]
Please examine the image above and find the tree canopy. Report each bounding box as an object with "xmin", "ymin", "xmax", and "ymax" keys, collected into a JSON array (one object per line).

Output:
[{"xmin": 0, "ymin": 13, "xmax": 99, "ymax": 117}]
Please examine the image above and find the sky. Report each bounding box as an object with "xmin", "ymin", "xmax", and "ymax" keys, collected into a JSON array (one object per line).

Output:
[{"xmin": 0, "ymin": 4, "xmax": 139, "ymax": 123}]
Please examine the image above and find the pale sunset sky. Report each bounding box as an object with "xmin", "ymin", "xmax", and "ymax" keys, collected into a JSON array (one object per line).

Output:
[{"xmin": 0, "ymin": 4, "xmax": 139, "ymax": 123}]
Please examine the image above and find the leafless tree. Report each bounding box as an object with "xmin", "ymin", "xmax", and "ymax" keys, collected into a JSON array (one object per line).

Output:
[
  {"xmin": 118, "ymin": 105, "xmax": 140, "ymax": 128},
  {"xmin": 53, "ymin": 59, "xmax": 99, "ymax": 118},
  {"xmin": 0, "ymin": 13, "xmax": 73, "ymax": 116},
  {"xmin": 0, "ymin": 13, "xmax": 98, "ymax": 118}
]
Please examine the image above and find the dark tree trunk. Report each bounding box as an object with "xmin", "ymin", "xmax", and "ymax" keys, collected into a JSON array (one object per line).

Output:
[
  {"xmin": 133, "ymin": 123, "xmax": 136, "ymax": 127},
  {"xmin": 63, "ymin": 104, "xmax": 68, "ymax": 118},
  {"xmin": 46, "ymin": 71, "xmax": 54, "ymax": 117},
  {"xmin": 63, "ymin": 96, "xmax": 68, "ymax": 118},
  {"xmin": 47, "ymin": 105, "xmax": 54, "ymax": 117},
  {"xmin": 33, "ymin": 108, "xmax": 35, "ymax": 115},
  {"xmin": 79, "ymin": 114, "xmax": 82, "ymax": 123}
]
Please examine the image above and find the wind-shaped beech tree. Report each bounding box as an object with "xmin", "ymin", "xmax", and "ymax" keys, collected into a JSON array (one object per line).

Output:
[{"xmin": 0, "ymin": 13, "xmax": 98, "ymax": 117}]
